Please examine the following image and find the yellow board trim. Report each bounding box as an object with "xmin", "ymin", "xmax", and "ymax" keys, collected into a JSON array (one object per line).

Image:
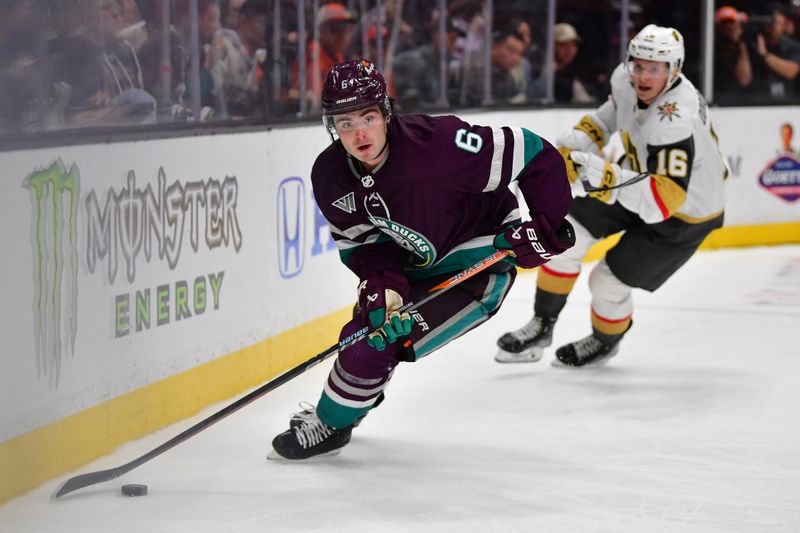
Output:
[
  {"xmin": 2, "ymin": 221, "xmax": 799, "ymax": 505},
  {"xmin": 0, "ymin": 307, "xmax": 351, "ymax": 505}
]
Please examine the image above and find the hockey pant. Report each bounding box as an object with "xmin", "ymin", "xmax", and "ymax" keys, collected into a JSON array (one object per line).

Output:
[
  {"xmin": 316, "ymin": 266, "xmax": 516, "ymax": 429},
  {"xmin": 535, "ymin": 214, "xmax": 634, "ymax": 339},
  {"xmin": 536, "ymin": 198, "xmax": 723, "ymax": 339}
]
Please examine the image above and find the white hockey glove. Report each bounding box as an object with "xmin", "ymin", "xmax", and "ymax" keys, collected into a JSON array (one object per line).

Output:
[
  {"xmin": 555, "ymin": 115, "xmax": 607, "ymax": 154},
  {"xmin": 569, "ymin": 151, "xmax": 644, "ymax": 205}
]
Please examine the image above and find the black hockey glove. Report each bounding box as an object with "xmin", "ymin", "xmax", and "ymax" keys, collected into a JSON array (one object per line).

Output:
[
  {"xmin": 357, "ymin": 271, "xmax": 412, "ymax": 351},
  {"xmin": 494, "ymin": 214, "xmax": 575, "ymax": 269}
]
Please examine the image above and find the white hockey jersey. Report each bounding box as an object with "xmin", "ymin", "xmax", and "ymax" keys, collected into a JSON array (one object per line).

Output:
[{"xmin": 586, "ymin": 64, "xmax": 727, "ymax": 224}]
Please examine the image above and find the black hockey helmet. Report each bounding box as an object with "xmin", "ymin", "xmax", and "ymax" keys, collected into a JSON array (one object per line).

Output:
[{"xmin": 322, "ymin": 59, "xmax": 391, "ymax": 139}]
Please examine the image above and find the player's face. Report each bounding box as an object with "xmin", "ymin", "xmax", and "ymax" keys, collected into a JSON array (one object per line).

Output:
[
  {"xmin": 629, "ymin": 58, "xmax": 670, "ymax": 104},
  {"xmin": 334, "ymin": 106, "xmax": 388, "ymax": 169}
]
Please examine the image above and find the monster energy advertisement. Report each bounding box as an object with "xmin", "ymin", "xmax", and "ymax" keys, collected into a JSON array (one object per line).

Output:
[{"xmin": 24, "ymin": 159, "xmax": 243, "ymax": 385}]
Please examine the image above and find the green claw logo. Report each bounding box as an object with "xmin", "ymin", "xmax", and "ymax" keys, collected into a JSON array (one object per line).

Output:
[{"xmin": 23, "ymin": 160, "xmax": 80, "ymax": 388}]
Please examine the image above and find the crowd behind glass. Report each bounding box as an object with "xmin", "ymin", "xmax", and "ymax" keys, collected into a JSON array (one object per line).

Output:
[{"xmin": 1, "ymin": 0, "xmax": 798, "ymax": 137}]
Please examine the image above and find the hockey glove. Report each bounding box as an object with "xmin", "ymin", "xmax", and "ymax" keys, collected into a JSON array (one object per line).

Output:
[
  {"xmin": 494, "ymin": 214, "xmax": 576, "ymax": 269},
  {"xmin": 558, "ymin": 147, "xmax": 579, "ymax": 184},
  {"xmin": 358, "ymin": 271, "xmax": 412, "ymax": 351},
  {"xmin": 569, "ymin": 151, "xmax": 643, "ymax": 205},
  {"xmin": 555, "ymin": 115, "xmax": 607, "ymax": 154}
]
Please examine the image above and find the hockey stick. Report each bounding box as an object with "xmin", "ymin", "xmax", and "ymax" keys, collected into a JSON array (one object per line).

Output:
[
  {"xmin": 54, "ymin": 249, "xmax": 512, "ymax": 498},
  {"xmin": 580, "ymin": 171, "xmax": 650, "ymax": 193}
]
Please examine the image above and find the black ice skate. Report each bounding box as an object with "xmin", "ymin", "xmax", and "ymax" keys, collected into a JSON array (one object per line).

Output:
[
  {"xmin": 495, "ymin": 316, "xmax": 557, "ymax": 363},
  {"xmin": 269, "ymin": 409, "xmax": 353, "ymax": 461},
  {"xmin": 289, "ymin": 399, "xmax": 374, "ymax": 430},
  {"xmin": 553, "ymin": 334, "xmax": 621, "ymax": 367}
]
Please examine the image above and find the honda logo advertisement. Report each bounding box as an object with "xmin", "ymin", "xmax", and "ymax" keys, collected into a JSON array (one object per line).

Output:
[{"xmin": 276, "ymin": 177, "xmax": 336, "ymax": 279}]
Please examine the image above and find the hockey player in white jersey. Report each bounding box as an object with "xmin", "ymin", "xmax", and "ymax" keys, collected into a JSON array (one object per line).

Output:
[{"xmin": 496, "ymin": 24, "xmax": 727, "ymax": 367}]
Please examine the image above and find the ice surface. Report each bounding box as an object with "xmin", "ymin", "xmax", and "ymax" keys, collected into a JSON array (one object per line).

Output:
[{"xmin": 2, "ymin": 246, "xmax": 799, "ymax": 532}]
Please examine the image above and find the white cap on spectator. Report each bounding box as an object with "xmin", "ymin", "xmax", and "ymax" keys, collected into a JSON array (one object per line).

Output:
[{"xmin": 554, "ymin": 23, "xmax": 581, "ymax": 43}]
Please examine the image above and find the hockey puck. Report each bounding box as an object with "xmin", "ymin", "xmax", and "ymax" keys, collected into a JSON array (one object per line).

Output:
[{"xmin": 121, "ymin": 484, "xmax": 148, "ymax": 497}]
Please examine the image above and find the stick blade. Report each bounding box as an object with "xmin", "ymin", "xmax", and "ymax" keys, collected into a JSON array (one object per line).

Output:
[{"xmin": 54, "ymin": 467, "xmax": 120, "ymax": 498}]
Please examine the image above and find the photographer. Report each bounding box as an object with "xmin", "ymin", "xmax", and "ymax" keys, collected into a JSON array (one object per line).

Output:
[
  {"xmin": 750, "ymin": 3, "xmax": 800, "ymax": 100},
  {"xmin": 714, "ymin": 6, "xmax": 753, "ymax": 103}
]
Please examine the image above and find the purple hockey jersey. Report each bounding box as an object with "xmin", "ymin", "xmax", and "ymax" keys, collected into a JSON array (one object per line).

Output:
[{"xmin": 310, "ymin": 114, "xmax": 572, "ymax": 280}]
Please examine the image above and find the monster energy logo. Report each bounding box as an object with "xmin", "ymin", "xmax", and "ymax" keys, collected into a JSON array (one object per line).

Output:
[
  {"xmin": 85, "ymin": 168, "xmax": 243, "ymax": 284},
  {"xmin": 24, "ymin": 160, "xmax": 80, "ymax": 387}
]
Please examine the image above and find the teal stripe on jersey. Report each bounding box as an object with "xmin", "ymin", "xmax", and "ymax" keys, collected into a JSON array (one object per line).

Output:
[
  {"xmin": 413, "ymin": 272, "xmax": 513, "ymax": 359},
  {"xmin": 337, "ymin": 232, "xmax": 395, "ymax": 265},
  {"xmin": 522, "ymin": 128, "xmax": 543, "ymax": 168}
]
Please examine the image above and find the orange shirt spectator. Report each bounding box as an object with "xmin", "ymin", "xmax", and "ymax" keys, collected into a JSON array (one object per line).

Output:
[{"xmin": 292, "ymin": 3, "xmax": 356, "ymax": 109}]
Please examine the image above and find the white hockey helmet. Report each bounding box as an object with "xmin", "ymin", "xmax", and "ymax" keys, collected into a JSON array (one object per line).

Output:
[{"xmin": 626, "ymin": 24, "xmax": 684, "ymax": 86}]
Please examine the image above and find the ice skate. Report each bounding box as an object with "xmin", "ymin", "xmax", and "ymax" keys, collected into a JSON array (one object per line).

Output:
[
  {"xmin": 495, "ymin": 316, "xmax": 556, "ymax": 363},
  {"xmin": 288, "ymin": 401, "xmax": 318, "ymax": 429},
  {"xmin": 269, "ymin": 408, "xmax": 353, "ymax": 461},
  {"xmin": 290, "ymin": 400, "xmax": 372, "ymax": 430},
  {"xmin": 552, "ymin": 334, "xmax": 621, "ymax": 368}
]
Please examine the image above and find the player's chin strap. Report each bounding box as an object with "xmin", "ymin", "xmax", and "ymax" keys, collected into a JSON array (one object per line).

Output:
[
  {"xmin": 369, "ymin": 118, "xmax": 391, "ymax": 163},
  {"xmin": 369, "ymin": 137, "xmax": 389, "ymax": 164}
]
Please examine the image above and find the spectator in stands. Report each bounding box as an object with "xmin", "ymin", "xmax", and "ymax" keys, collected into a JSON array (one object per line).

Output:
[
  {"xmin": 450, "ymin": 0, "xmax": 486, "ymax": 106},
  {"xmin": 531, "ymin": 23, "xmax": 594, "ymax": 104},
  {"xmin": 137, "ymin": 0, "xmax": 189, "ymax": 112},
  {"xmin": 174, "ymin": 0, "xmax": 222, "ymax": 109},
  {"xmin": 365, "ymin": 24, "xmax": 389, "ymax": 70},
  {"xmin": 714, "ymin": 5, "xmax": 753, "ymax": 103},
  {"xmin": 392, "ymin": 11, "xmax": 464, "ymax": 110},
  {"xmin": 504, "ymin": 17, "xmax": 536, "ymax": 103},
  {"xmin": 751, "ymin": 3, "xmax": 800, "ymax": 100},
  {"xmin": 119, "ymin": 0, "xmax": 148, "ymax": 52},
  {"xmin": 0, "ymin": 0, "xmax": 37, "ymax": 132},
  {"xmin": 174, "ymin": 0, "xmax": 222, "ymax": 47},
  {"xmin": 47, "ymin": 0, "xmax": 156, "ymax": 127},
  {"xmin": 224, "ymin": 0, "xmax": 248, "ymax": 29},
  {"xmin": 208, "ymin": 0, "xmax": 269, "ymax": 117},
  {"xmin": 489, "ymin": 26, "xmax": 527, "ymax": 104},
  {"xmin": 350, "ymin": 0, "xmax": 414, "ymax": 59},
  {"xmin": 292, "ymin": 2, "xmax": 356, "ymax": 110}
]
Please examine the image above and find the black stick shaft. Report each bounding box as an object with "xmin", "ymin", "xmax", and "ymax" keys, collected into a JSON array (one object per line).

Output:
[
  {"xmin": 581, "ymin": 171, "xmax": 649, "ymax": 192},
  {"xmin": 54, "ymin": 250, "xmax": 511, "ymax": 498}
]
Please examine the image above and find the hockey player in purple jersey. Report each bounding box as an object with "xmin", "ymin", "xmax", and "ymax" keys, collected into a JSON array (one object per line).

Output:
[{"xmin": 269, "ymin": 59, "xmax": 575, "ymax": 460}]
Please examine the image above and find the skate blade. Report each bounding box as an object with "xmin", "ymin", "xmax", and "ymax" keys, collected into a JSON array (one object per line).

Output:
[
  {"xmin": 494, "ymin": 346, "xmax": 545, "ymax": 363},
  {"xmin": 550, "ymin": 355, "xmax": 614, "ymax": 369},
  {"xmin": 266, "ymin": 447, "xmax": 343, "ymax": 462}
]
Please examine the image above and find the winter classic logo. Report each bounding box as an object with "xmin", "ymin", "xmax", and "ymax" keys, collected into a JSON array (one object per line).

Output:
[{"xmin": 758, "ymin": 154, "xmax": 800, "ymax": 203}]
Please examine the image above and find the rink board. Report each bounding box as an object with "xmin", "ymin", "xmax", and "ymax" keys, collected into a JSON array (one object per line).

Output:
[{"xmin": 1, "ymin": 106, "xmax": 798, "ymax": 504}]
